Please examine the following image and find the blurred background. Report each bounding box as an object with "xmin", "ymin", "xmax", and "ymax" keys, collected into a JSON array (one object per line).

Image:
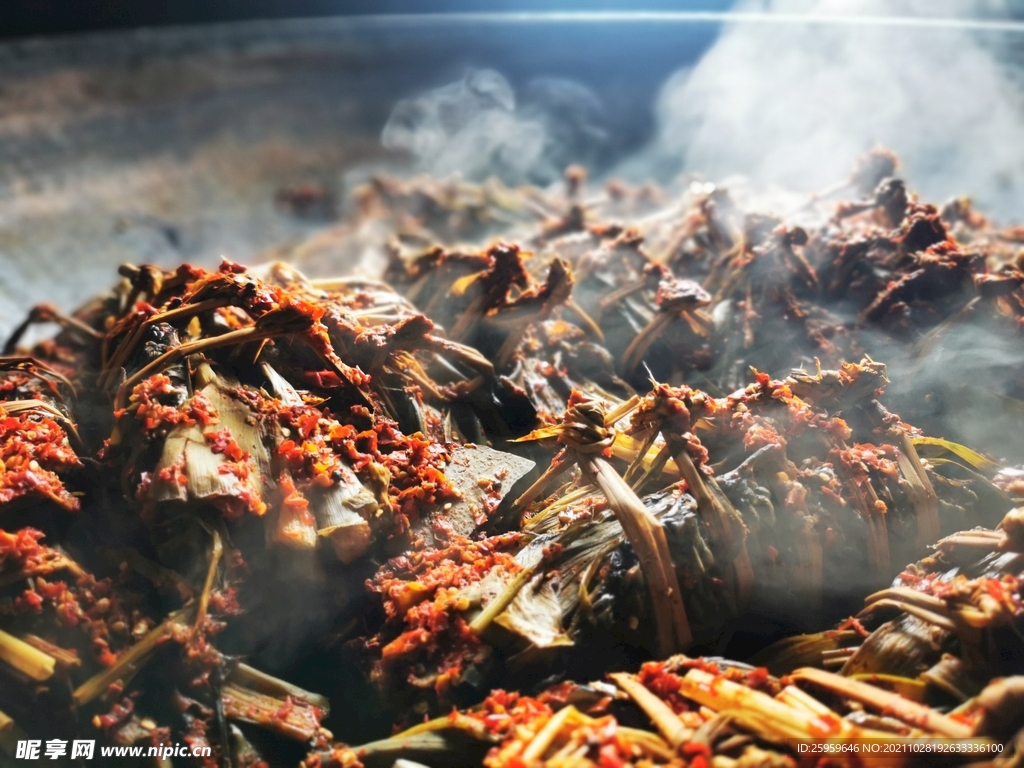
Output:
[
  {"xmin": 0, "ymin": 0, "xmax": 1023, "ymax": 337},
  {"xmin": 1, "ymin": 0, "xmax": 734, "ymax": 38}
]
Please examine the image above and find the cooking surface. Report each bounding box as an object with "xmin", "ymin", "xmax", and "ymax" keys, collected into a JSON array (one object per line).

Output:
[
  {"xmin": 4, "ymin": 12, "xmax": 1024, "ymax": 341},
  {"xmin": 4, "ymin": 10, "xmax": 1024, "ymax": 765},
  {"xmin": 0, "ymin": 17, "xmax": 719, "ymax": 341}
]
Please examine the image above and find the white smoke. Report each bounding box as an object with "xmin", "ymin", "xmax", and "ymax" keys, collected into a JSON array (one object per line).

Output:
[
  {"xmin": 378, "ymin": 3, "xmax": 1024, "ymax": 218},
  {"xmin": 381, "ymin": 68, "xmax": 608, "ymax": 186},
  {"xmin": 623, "ymin": 0, "xmax": 1024, "ymax": 219}
]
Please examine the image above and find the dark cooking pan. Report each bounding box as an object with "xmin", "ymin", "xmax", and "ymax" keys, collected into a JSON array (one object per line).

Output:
[{"xmin": 3, "ymin": 9, "xmax": 1024, "ymax": 765}]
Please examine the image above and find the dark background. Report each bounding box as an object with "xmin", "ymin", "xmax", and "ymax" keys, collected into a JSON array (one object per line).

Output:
[{"xmin": 0, "ymin": 0, "xmax": 736, "ymax": 40}]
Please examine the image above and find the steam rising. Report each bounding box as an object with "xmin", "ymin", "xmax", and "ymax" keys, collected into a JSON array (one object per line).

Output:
[
  {"xmin": 877, "ymin": 324, "xmax": 1024, "ymax": 458},
  {"xmin": 374, "ymin": 5, "xmax": 1024, "ymax": 456},
  {"xmin": 382, "ymin": 69, "xmax": 608, "ymax": 186},
  {"xmin": 624, "ymin": 0, "xmax": 1024, "ymax": 220},
  {"xmin": 629, "ymin": 0, "xmax": 1024, "ymax": 455},
  {"xmin": 381, "ymin": 4, "xmax": 1024, "ymax": 220}
]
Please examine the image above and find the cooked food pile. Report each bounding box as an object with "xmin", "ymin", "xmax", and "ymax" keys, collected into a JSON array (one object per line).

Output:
[{"xmin": 2, "ymin": 150, "xmax": 1024, "ymax": 766}]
